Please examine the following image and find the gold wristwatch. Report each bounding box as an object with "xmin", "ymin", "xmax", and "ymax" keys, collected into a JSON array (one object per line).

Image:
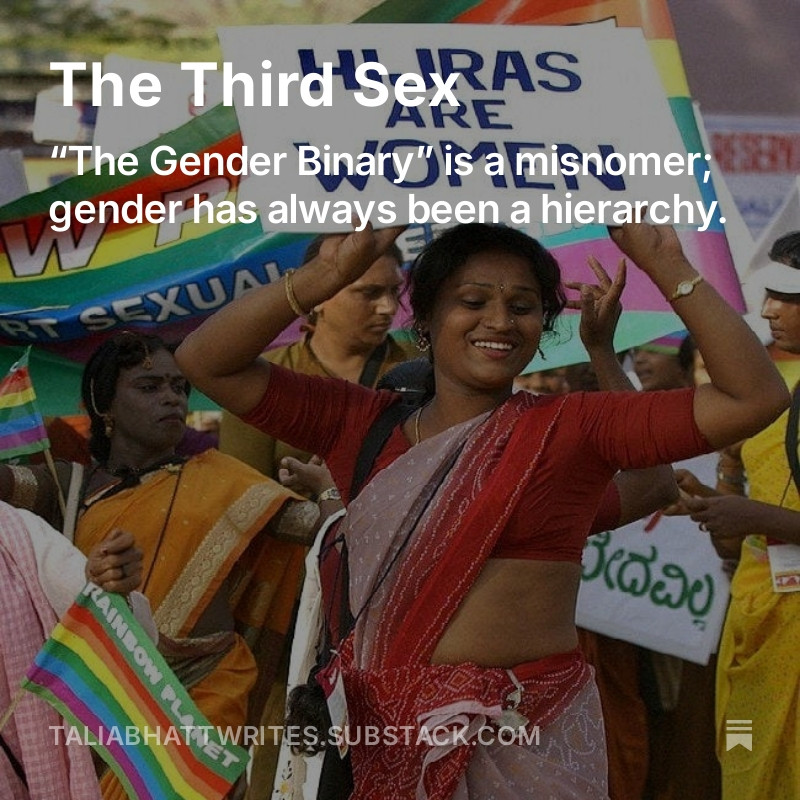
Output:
[
  {"xmin": 670, "ymin": 274, "xmax": 704, "ymax": 301},
  {"xmin": 317, "ymin": 486, "xmax": 342, "ymax": 502}
]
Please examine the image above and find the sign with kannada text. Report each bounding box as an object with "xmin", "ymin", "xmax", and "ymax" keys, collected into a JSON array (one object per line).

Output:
[{"xmin": 576, "ymin": 453, "xmax": 729, "ymax": 664}]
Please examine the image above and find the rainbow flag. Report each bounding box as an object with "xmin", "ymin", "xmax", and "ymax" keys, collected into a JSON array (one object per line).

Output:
[
  {"xmin": 0, "ymin": 347, "xmax": 50, "ymax": 460},
  {"xmin": 22, "ymin": 583, "xmax": 248, "ymax": 800}
]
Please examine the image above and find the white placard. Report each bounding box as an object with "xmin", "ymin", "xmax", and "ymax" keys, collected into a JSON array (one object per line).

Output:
[
  {"xmin": 219, "ymin": 24, "xmax": 705, "ymax": 231},
  {"xmin": 576, "ymin": 452, "xmax": 729, "ymax": 665},
  {"xmin": 0, "ymin": 149, "xmax": 29, "ymax": 206},
  {"xmin": 33, "ymin": 86, "xmax": 92, "ymax": 145}
]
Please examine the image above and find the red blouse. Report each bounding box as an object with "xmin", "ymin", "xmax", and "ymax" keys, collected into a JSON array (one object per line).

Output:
[{"xmin": 243, "ymin": 365, "xmax": 709, "ymax": 563}]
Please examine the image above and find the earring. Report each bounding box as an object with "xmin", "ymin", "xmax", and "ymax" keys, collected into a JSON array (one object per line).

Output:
[
  {"xmin": 413, "ymin": 323, "xmax": 431, "ymax": 352},
  {"xmin": 102, "ymin": 414, "xmax": 114, "ymax": 437}
]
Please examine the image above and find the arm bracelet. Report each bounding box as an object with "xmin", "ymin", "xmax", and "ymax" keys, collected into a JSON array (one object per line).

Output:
[
  {"xmin": 716, "ymin": 468, "xmax": 746, "ymax": 487},
  {"xmin": 284, "ymin": 269, "xmax": 308, "ymax": 317},
  {"xmin": 317, "ymin": 486, "xmax": 342, "ymax": 503}
]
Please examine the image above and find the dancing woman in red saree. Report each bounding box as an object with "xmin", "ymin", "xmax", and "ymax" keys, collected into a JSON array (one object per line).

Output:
[{"xmin": 177, "ymin": 221, "xmax": 788, "ymax": 799}]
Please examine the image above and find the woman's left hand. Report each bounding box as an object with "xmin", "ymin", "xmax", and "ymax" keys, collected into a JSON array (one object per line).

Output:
[
  {"xmin": 85, "ymin": 528, "xmax": 143, "ymax": 594},
  {"xmin": 565, "ymin": 256, "xmax": 626, "ymax": 351},
  {"xmin": 608, "ymin": 220, "xmax": 687, "ymax": 280}
]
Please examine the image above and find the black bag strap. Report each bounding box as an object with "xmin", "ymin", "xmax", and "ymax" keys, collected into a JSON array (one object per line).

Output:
[
  {"xmin": 785, "ymin": 382, "xmax": 800, "ymax": 495},
  {"xmin": 349, "ymin": 399, "xmax": 416, "ymax": 498},
  {"xmin": 320, "ymin": 398, "xmax": 416, "ymax": 645},
  {"xmin": 310, "ymin": 393, "xmax": 423, "ymax": 798},
  {"xmin": 357, "ymin": 339, "xmax": 389, "ymax": 389}
]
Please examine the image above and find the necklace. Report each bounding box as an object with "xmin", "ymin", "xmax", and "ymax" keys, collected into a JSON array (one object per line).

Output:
[
  {"xmin": 82, "ymin": 458, "xmax": 185, "ymax": 595},
  {"xmin": 105, "ymin": 454, "xmax": 185, "ymax": 483},
  {"xmin": 413, "ymin": 405, "xmax": 423, "ymax": 445},
  {"xmin": 140, "ymin": 464, "xmax": 184, "ymax": 594}
]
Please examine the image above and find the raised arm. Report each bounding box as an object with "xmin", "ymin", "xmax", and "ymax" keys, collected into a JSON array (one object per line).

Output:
[
  {"xmin": 566, "ymin": 255, "xmax": 630, "ymax": 392},
  {"xmin": 175, "ymin": 225, "xmax": 404, "ymax": 415},
  {"xmin": 569, "ymin": 255, "xmax": 678, "ymax": 522},
  {"xmin": 609, "ymin": 223, "xmax": 789, "ymax": 448}
]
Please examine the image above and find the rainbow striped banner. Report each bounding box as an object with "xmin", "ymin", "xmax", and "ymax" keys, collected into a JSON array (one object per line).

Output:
[
  {"xmin": 23, "ymin": 583, "xmax": 248, "ymax": 800},
  {"xmin": 0, "ymin": 101, "xmax": 315, "ymax": 415},
  {"xmin": 0, "ymin": 348, "xmax": 50, "ymax": 460}
]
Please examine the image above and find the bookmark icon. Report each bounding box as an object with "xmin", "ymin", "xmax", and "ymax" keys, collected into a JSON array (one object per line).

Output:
[{"xmin": 725, "ymin": 720, "xmax": 752, "ymax": 751}]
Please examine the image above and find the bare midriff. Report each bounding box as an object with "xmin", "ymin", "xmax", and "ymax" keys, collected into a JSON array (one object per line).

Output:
[{"xmin": 430, "ymin": 558, "xmax": 581, "ymax": 667}]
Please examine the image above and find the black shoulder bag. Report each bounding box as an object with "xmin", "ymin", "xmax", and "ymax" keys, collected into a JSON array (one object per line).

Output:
[{"xmin": 285, "ymin": 398, "xmax": 418, "ymax": 800}]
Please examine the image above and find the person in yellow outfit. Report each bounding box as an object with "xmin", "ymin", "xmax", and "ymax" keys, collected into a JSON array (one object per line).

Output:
[{"xmin": 685, "ymin": 234, "xmax": 800, "ymax": 800}]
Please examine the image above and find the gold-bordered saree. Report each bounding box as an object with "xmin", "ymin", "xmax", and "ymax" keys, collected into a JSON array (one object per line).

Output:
[{"xmin": 72, "ymin": 449, "xmax": 301, "ymax": 798}]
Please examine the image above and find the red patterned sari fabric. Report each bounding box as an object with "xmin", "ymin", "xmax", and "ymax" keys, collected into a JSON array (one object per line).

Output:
[{"xmin": 332, "ymin": 394, "xmax": 609, "ymax": 799}]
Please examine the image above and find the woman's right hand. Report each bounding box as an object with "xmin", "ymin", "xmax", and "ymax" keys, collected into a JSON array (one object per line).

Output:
[
  {"xmin": 175, "ymin": 222, "xmax": 406, "ymax": 418},
  {"xmin": 279, "ymin": 455, "xmax": 336, "ymax": 499},
  {"xmin": 316, "ymin": 222, "xmax": 406, "ymax": 287}
]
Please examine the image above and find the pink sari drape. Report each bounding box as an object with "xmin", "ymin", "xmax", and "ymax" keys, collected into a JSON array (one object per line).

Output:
[{"xmin": 0, "ymin": 503, "xmax": 101, "ymax": 800}]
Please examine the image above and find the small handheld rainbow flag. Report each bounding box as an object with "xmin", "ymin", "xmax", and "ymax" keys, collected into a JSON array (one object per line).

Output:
[
  {"xmin": 0, "ymin": 347, "xmax": 50, "ymax": 461},
  {"xmin": 23, "ymin": 584, "xmax": 249, "ymax": 800}
]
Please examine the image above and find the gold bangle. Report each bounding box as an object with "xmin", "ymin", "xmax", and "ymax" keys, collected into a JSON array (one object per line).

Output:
[
  {"xmin": 284, "ymin": 269, "xmax": 308, "ymax": 317},
  {"xmin": 9, "ymin": 465, "xmax": 38, "ymax": 509}
]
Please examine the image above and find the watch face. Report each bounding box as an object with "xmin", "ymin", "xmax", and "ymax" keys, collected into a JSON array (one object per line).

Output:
[{"xmin": 672, "ymin": 276, "xmax": 701, "ymax": 300}]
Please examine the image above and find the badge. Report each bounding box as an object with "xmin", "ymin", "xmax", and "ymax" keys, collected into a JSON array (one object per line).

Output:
[{"xmin": 767, "ymin": 542, "xmax": 800, "ymax": 592}]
